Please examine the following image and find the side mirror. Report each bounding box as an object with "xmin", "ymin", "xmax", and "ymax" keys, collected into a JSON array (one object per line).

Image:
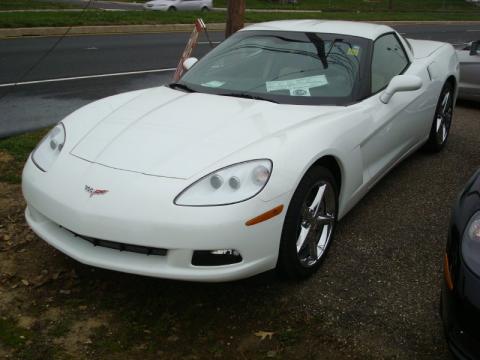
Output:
[
  {"xmin": 183, "ymin": 57, "xmax": 198, "ymax": 71},
  {"xmin": 380, "ymin": 75, "xmax": 423, "ymax": 104},
  {"xmin": 470, "ymin": 40, "xmax": 479, "ymax": 56}
]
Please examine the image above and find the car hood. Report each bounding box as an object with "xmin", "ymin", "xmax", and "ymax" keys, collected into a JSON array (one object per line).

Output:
[{"xmin": 70, "ymin": 86, "xmax": 341, "ymax": 179}]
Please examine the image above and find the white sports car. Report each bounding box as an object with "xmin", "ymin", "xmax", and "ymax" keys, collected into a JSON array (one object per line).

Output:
[{"xmin": 23, "ymin": 20, "xmax": 459, "ymax": 282}]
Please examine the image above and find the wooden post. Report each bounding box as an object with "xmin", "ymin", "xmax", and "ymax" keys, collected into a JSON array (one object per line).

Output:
[{"xmin": 225, "ymin": 0, "xmax": 246, "ymax": 38}]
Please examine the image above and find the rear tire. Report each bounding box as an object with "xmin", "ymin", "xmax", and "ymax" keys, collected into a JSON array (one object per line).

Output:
[
  {"xmin": 424, "ymin": 81, "xmax": 454, "ymax": 152},
  {"xmin": 201, "ymin": 6, "xmax": 209, "ymax": 11},
  {"xmin": 277, "ymin": 166, "xmax": 338, "ymax": 280},
  {"xmin": 168, "ymin": 6, "xmax": 176, "ymax": 11}
]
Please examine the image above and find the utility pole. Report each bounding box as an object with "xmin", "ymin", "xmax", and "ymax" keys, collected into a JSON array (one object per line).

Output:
[{"xmin": 225, "ymin": 0, "xmax": 246, "ymax": 38}]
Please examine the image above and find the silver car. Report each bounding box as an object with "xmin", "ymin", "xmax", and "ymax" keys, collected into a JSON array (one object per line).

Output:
[
  {"xmin": 143, "ymin": 0, "xmax": 213, "ymax": 11},
  {"xmin": 456, "ymin": 40, "xmax": 480, "ymax": 101}
]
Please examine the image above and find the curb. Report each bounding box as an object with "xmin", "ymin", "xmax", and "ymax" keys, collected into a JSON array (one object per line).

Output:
[
  {"xmin": 1, "ymin": 20, "xmax": 480, "ymax": 38},
  {"xmin": 0, "ymin": 23, "xmax": 227, "ymax": 38}
]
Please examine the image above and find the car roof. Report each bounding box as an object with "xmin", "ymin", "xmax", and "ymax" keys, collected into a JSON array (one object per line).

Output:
[{"xmin": 242, "ymin": 20, "xmax": 394, "ymax": 40}]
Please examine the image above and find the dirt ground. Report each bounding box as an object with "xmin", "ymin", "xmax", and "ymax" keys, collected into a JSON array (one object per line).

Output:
[{"xmin": 1, "ymin": 102, "xmax": 480, "ymax": 360}]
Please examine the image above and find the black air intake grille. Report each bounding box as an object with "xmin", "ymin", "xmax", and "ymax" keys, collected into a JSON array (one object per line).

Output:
[{"xmin": 63, "ymin": 227, "xmax": 168, "ymax": 256}]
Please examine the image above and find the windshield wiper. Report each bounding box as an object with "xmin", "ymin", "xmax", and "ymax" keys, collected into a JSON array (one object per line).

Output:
[
  {"xmin": 220, "ymin": 93, "xmax": 278, "ymax": 104},
  {"xmin": 169, "ymin": 82, "xmax": 196, "ymax": 93}
]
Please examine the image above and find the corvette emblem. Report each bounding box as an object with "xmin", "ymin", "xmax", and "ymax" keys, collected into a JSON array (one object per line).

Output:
[{"xmin": 85, "ymin": 185, "xmax": 109, "ymax": 198}]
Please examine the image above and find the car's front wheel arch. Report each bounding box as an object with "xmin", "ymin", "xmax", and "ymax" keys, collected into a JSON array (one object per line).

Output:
[
  {"xmin": 310, "ymin": 155, "xmax": 342, "ymax": 198},
  {"xmin": 276, "ymin": 159, "xmax": 341, "ymax": 280}
]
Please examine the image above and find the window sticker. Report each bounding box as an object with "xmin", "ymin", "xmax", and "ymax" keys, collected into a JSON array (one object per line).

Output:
[
  {"xmin": 347, "ymin": 46, "xmax": 360, "ymax": 57},
  {"xmin": 202, "ymin": 81, "xmax": 225, "ymax": 88},
  {"xmin": 266, "ymin": 75, "xmax": 328, "ymax": 97},
  {"xmin": 290, "ymin": 88, "xmax": 310, "ymax": 96}
]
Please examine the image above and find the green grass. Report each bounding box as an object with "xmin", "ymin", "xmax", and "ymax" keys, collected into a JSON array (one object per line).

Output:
[
  {"xmin": 0, "ymin": 317, "xmax": 29, "ymax": 348},
  {"xmin": 0, "ymin": 10, "xmax": 225, "ymax": 28},
  {"xmin": 47, "ymin": 318, "xmax": 74, "ymax": 338},
  {"xmin": 0, "ymin": 317, "xmax": 68, "ymax": 360},
  {"xmin": 0, "ymin": 0, "xmax": 80, "ymax": 10},
  {"xmin": 0, "ymin": 128, "xmax": 48, "ymax": 183},
  {"xmin": 214, "ymin": 0, "xmax": 479, "ymax": 11},
  {"xmin": 0, "ymin": 9, "xmax": 480, "ymax": 28}
]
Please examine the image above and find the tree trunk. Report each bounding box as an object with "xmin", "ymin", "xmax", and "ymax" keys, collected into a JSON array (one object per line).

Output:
[{"xmin": 225, "ymin": 0, "xmax": 246, "ymax": 38}]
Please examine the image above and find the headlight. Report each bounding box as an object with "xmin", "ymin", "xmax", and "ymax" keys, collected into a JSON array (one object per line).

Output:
[
  {"xmin": 174, "ymin": 159, "xmax": 272, "ymax": 206},
  {"xmin": 462, "ymin": 211, "xmax": 480, "ymax": 274},
  {"xmin": 31, "ymin": 123, "xmax": 66, "ymax": 172}
]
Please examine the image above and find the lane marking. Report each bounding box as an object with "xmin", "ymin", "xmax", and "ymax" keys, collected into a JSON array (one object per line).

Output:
[{"xmin": 0, "ymin": 68, "xmax": 176, "ymax": 88}]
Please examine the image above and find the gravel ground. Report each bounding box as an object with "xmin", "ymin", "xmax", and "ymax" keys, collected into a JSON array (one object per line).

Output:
[{"xmin": 1, "ymin": 102, "xmax": 479, "ymax": 359}]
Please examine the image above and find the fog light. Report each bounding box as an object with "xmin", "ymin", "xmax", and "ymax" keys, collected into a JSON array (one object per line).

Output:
[{"xmin": 192, "ymin": 249, "xmax": 242, "ymax": 266}]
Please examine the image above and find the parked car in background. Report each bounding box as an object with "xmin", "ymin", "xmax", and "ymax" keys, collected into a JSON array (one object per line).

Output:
[
  {"xmin": 456, "ymin": 40, "xmax": 480, "ymax": 101},
  {"xmin": 22, "ymin": 21, "xmax": 459, "ymax": 282},
  {"xmin": 442, "ymin": 169, "xmax": 480, "ymax": 359},
  {"xmin": 143, "ymin": 0, "xmax": 212, "ymax": 11}
]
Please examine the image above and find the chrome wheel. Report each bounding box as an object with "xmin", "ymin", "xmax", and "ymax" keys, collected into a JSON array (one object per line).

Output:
[
  {"xmin": 296, "ymin": 181, "xmax": 336, "ymax": 267},
  {"xmin": 435, "ymin": 89, "xmax": 453, "ymax": 145}
]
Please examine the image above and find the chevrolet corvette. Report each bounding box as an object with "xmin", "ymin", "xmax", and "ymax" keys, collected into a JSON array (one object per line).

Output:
[{"xmin": 23, "ymin": 20, "xmax": 460, "ymax": 282}]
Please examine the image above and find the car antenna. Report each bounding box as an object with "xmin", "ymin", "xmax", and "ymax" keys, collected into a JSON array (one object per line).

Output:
[{"xmin": 201, "ymin": 19, "xmax": 215, "ymax": 49}]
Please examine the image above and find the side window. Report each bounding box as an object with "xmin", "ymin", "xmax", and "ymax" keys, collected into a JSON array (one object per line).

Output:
[{"xmin": 371, "ymin": 34, "xmax": 409, "ymax": 94}]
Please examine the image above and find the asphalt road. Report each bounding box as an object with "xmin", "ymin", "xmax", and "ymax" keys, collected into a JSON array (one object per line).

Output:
[{"xmin": 0, "ymin": 24, "xmax": 479, "ymax": 137}]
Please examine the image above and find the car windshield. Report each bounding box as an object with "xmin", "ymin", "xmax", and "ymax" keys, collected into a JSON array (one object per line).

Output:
[{"xmin": 177, "ymin": 30, "xmax": 369, "ymax": 105}]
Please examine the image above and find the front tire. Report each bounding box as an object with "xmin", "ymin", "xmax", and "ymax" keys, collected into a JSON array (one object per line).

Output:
[
  {"xmin": 424, "ymin": 81, "xmax": 454, "ymax": 152},
  {"xmin": 168, "ymin": 6, "xmax": 177, "ymax": 11},
  {"xmin": 201, "ymin": 6, "xmax": 209, "ymax": 11},
  {"xmin": 277, "ymin": 166, "xmax": 338, "ymax": 280}
]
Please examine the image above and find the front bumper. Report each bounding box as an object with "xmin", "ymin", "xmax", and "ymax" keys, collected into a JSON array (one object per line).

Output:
[{"xmin": 22, "ymin": 156, "xmax": 289, "ymax": 282}]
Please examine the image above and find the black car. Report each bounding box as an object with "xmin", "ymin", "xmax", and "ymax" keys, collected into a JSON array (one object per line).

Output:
[{"xmin": 442, "ymin": 169, "xmax": 480, "ymax": 359}]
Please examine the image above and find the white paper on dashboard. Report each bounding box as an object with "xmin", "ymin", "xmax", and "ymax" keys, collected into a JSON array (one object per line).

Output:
[
  {"xmin": 266, "ymin": 75, "xmax": 328, "ymax": 96},
  {"xmin": 202, "ymin": 80, "xmax": 226, "ymax": 88}
]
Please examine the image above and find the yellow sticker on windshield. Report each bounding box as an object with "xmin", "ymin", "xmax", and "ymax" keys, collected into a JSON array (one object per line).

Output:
[{"xmin": 347, "ymin": 46, "xmax": 360, "ymax": 56}]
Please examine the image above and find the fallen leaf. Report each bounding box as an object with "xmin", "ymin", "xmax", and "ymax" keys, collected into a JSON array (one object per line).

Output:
[
  {"xmin": 52, "ymin": 272, "xmax": 63, "ymax": 280},
  {"xmin": 254, "ymin": 331, "xmax": 274, "ymax": 341},
  {"xmin": 21, "ymin": 279, "xmax": 29, "ymax": 286},
  {"xmin": 167, "ymin": 335, "xmax": 179, "ymax": 342},
  {"xmin": 267, "ymin": 350, "xmax": 277, "ymax": 358}
]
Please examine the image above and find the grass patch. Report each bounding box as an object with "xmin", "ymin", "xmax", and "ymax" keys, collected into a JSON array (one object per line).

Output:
[
  {"xmin": 47, "ymin": 318, "xmax": 74, "ymax": 338},
  {"xmin": 214, "ymin": 0, "xmax": 479, "ymax": 11},
  {"xmin": 0, "ymin": 316, "xmax": 73, "ymax": 359},
  {"xmin": 81, "ymin": 0, "xmax": 480, "ymax": 11},
  {"xmin": 1, "ymin": 9, "xmax": 480, "ymax": 28},
  {"xmin": 0, "ymin": 128, "xmax": 48, "ymax": 184},
  {"xmin": 0, "ymin": 317, "xmax": 29, "ymax": 348},
  {"xmin": 0, "ymin": 0, "xmax": 80, "ymax": 11}
]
